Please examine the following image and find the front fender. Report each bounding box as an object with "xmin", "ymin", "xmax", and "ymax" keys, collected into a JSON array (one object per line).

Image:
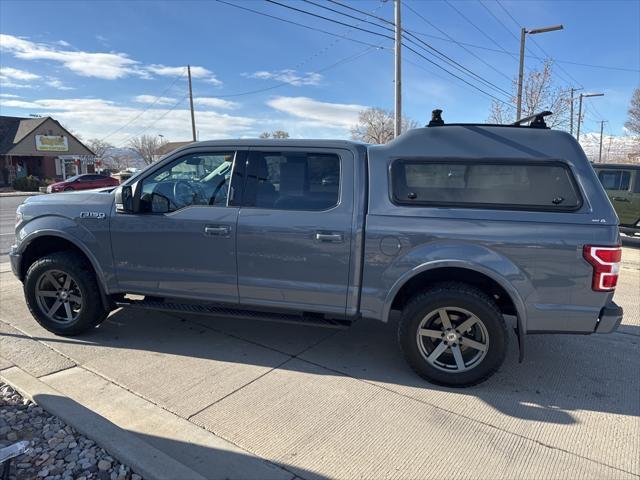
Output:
[
  {"xmin": 381, "ymin": 242, "xmax": 532, "ymax": 332},
  {"xmin": 16, "ymin": 215, "xmax": 114, "ymax": 293}
]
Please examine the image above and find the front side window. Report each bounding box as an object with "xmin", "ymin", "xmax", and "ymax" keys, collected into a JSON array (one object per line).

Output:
[
  {"xmin": 598, "ymin": 170, "xmax": 631, "ymax": 191},
  {"xmin": 243, "ymin": 151, "xmax": 340, "ymax": 211},
  {"xmin": 140, "ymin": 152, "xmax": 235, "ymax": 212},
  {"xmin": 392, "ymin": 160, "xmax": 581, "ymax": 211}
]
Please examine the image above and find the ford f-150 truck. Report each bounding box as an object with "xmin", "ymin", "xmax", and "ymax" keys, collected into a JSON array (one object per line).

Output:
[{"xmin": 10, "ymin": 113, "xmax": 624, "ymax": 386}]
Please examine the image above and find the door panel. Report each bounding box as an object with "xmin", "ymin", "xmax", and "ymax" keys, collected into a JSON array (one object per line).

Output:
[
  {"xmin": 598, "ymin": 169, "xmax": 634, "ymax": 225},
  {"xmin": 236, "ymin": 149, "xmax": 353, "ymax": 315},
  {"xmin": 110, "ymin": 149, "xmax": 246, "ymax": 302}
]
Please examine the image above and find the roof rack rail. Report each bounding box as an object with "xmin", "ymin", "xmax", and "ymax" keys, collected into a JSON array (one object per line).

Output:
[
  {"xmin": 426, "ymin": 108, "xmax": 553, "ymax": 129},
  {"xmin": 512, "ymin": 111, "xmax": 553, "ymax": 129}
]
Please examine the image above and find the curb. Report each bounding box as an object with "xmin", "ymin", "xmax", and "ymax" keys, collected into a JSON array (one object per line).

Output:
[
  {"xmin": 0, "ymin": 365, "xmax": 207, "ymax": 480},
  {"xmin": 0, "ymin": 192, "xmax": 44, "ymax": 198}
]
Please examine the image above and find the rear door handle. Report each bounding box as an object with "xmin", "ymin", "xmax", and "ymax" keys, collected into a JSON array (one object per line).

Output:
[
  {"xmin": 315, "ymin": 232, "xmax": 343, "ymax": 243},
  {"xmin": 204, "ymin": 225, "xmax": 231, "ymax": 236},
  {"xmin": 612, "ymin": 197, "xmax": 629, "ymax": 202}
]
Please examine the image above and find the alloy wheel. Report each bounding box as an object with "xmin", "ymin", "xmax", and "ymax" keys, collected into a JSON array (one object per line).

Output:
[{"xmin": 35, "ymin": 270, "xmax": 83, "ymax": 324}]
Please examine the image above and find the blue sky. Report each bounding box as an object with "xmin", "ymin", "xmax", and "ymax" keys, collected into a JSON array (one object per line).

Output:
[{"xmin": 0, "ymin": 0, "xmax": 638, "ymax": 146}]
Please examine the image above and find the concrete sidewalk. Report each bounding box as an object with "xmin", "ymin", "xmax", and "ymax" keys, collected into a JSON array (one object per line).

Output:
[{"xmin": 1, "ymin": 264, "xmax": 639, "ymax": 479}]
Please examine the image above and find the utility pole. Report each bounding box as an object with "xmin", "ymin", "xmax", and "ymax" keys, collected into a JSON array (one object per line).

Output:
[
  {"xmin": 394, "ymin": 0, "xmax": 402, "ymax": 138},
  {"xmin": 516, "ymin": 24, "xmax": 563, "ymax": 120},
  {"xmin": 516, "ymin": 27, "xmax": 526, "ymax": 120},
  {"xmin": 187, "ymin": 65, "xmax": 197, "ymax": 142},
  {"xmin": 569, "ymin": 87, "xmax": 583, "ymax": 136},
  {"xmin": 577, "ymin": 92, "xmax": 604, "ymax": 142},
  {"xmin": 599, "ymin": 120, "xmax": 607, "ymax": 162}
]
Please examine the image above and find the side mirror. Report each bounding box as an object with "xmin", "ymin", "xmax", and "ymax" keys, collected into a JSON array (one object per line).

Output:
[
  {"xmin": 151, "ymin": 193, "xmax": 170, "ymax": 213},
  {"xmin": 115, "ymin": 185, "xmax": 134, "ymax": 213}
]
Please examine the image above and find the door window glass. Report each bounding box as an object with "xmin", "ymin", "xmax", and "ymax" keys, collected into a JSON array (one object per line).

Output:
[
  {"xmin": 244, "ymin": 152, "xmax": 340, "ymax": 211},
  {"xmin": 598, "ymin": 170, "xmax": 631, "ymax": 191},
  {"xmin": 140, "ymin": 152, "xmax": 235, "ymax": 212}
]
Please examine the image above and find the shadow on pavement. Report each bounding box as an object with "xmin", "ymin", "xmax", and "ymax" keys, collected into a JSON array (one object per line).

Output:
[
  {"xmin": 22, "ymin": 392, "xmax": 321, "ymax": 480},
  {"xmin": 3, "ymin": 306, "xmax": 639, "ymax": 427}
]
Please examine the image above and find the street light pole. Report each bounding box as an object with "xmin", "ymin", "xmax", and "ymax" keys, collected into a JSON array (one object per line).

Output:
[
  {"xmin": 515, "ymin": 24, "xmax": 563, "ymax": 120},
  {"xmin": 187, "ymin": 65, "xmax": 197, "ymax": 142},
  {"xmin": 569, "ymin": 87, "xmax": 582, "ymax": 136},
  {"xmin": 394, "ymin": 0, "xmax": 402, "ymax": 138},
  {"xmin": 576, "ymin": 92, "xmax": 604, "ymax": 142}
]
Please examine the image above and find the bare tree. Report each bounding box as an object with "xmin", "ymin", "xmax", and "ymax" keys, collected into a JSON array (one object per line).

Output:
[
  {"xmin": 625, "ymin": 88, "xmax": 640, "ymax": 136},
  {"xmin": 488, "ymin": 59, "xmax": 570, "ymax": 130},
  {"xmin": 259, "ymin": 130, "xmax": 290, "ymax": 139},
  {"xmin": 128, "ymin": 134, "xmax": 168, "ymax": 165},
  {"xmin": 350, "ymin": 108, "xmax": 418, "ymax": 144},
  {"xmin": 86, "ymin": 138, "xmax": 114, "ymax": 158}
]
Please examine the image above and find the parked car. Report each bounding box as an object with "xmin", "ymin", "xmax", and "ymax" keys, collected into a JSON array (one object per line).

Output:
[
  {"xmin": 592, "ymin": 163, "xmax": 640, "ymax": 235},
  {"xmin": 10, "ymin": 112, "xmax": 623, "ymax": 386},
  {"xmin": 47, "ymin": 174, "xmax": 119, "ymax": 193}
]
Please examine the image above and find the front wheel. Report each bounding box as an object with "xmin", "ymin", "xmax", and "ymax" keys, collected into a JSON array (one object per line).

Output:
[
  {"xmin": 24, "ymin": 252, "xmax": 108, "ymax": 336},
  {"xmin": 398, "ymin": 283, "xmax": 508, "ymax": 387}
]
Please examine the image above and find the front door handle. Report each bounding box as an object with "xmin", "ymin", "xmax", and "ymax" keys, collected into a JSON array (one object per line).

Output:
[
  {"xmin": 315, "ymin": 232, "xmax": 344, "ymax": 243},
  {"xmin": 612, "ymin": 197, "xmax": 629, "ymax": 202},
  {"xmin": 204, "ymin": 225, "xmax": 231, "ymax": 236}
]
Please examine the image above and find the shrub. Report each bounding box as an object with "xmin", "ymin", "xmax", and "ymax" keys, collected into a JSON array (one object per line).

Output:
[{"xmin": 13, "ymin": 175, "xmax": 44, "ymax": 192}]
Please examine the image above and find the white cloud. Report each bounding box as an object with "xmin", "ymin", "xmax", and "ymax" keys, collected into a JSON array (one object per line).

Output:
[
  {"xmin": 0, "ymin": 97, "xmax": 256, "ymax": 144},
  {"xmin": 0, "ymin": 34, "xmax": 224, "ymax": 86},
  {"xmin": 194, "ymin": 97, "xmax": 238, "ymax": 109},
  {"xmin": 146, "ymin": 64, "xmax": 222, "ymax": 86},
  {"xmin": 0, "ymin": 93, "xmax": 21, "ymax": 98},
  {"xmin": 267, "ymin": 96, "xmax": 365, "ymax": 129},
  {"xmin": 0, "ymin": 34, "xmax": 139, "ymax": 80},
  {"xmin": 134, "ymin": 94, "xmax": 176, "ymax": 105},
  {"xmin": 247, "ymin": 69, "xmax": 322, "ymax": 86},
  {"xmin": 47, "ymin": 77, "xmax": 74, "ymax": 90},
  {"xmin": 0, "ymin": 66, "xmax": 41, "ymax": 81}
]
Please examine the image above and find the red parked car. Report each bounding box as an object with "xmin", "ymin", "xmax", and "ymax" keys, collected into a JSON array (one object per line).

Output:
[{"xmin": 47, "ymin": 174, "xmax": 119, "ymax": 193}]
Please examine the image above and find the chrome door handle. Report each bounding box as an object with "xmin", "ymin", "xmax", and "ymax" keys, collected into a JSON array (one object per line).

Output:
[
  {"xmin": 315, "ymin": 232, "xmax": 343, "ymax": 243},
  {"xmin": 204, "ymin": 225, "xmax": 231, "ymax": 236}
]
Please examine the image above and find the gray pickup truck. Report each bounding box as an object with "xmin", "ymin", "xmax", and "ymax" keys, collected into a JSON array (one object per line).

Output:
[{"xmin": 10, "ymin": 113, "xmax": 624, "ymax": 386}]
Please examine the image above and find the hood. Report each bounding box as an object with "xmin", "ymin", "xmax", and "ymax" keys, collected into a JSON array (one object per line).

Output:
[{"xmin": 19, "ymin": 190, "xmax": 116, "ymax": 222}]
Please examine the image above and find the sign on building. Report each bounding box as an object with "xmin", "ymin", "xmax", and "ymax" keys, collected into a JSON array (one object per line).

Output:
[{"xmin": 36, "ymin": 135, "xmax": 69, "ymax": 152}]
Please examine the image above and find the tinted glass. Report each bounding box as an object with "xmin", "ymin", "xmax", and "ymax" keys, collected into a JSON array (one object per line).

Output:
[
  {"xmin": 598, "ymin": 170, "xmax": 631, "ymax": 191},
  {"xmin": 392, "ymin": 161, "xmax": 580, "ymax": 210},
  {"xmin": 140, "ymin": 152, "xmax": 235, "ymax": 212},
  {"xmin": 244, "ymin": 152, "xmax": 340, "ymax": 211}
]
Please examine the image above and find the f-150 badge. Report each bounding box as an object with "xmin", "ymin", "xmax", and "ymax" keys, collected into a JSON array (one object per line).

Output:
[{"xmin": 80, "ymin": 212, "xmax": 106, "ymax": 219}]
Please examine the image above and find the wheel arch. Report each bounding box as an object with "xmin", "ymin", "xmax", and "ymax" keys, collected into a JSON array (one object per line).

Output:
[
  {"xmin": 384, "ymin": 261, "xmax": 528, "ymax": 335},
  {"xmin": 18, "ymin": 232, "xmax": 113, "ymax": 311}
]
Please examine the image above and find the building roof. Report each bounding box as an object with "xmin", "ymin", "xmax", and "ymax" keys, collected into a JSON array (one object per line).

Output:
[
  {"xmin": 0, "ymin": 115, "xmax": 93, "ymax": 156},
  {"xmin": 155, "ymin": 141, "xmax": 193, "ymax": 156},
  {"xmin": 0, "ymin": 116, "xmax": 48, "ymax": 155}
]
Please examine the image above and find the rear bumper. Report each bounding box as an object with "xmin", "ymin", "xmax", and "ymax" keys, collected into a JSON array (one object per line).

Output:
[{"xmin": 595, "ymin": 301, "xmax": 623, "ymax": 333}]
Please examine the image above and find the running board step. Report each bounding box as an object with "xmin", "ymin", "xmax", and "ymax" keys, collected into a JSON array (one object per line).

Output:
[{"xmin": 115, "ymin": 299, "xmax": 352, "ymax": 329}]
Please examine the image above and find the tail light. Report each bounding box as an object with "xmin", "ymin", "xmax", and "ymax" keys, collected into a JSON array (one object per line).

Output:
[{"xmin": 583, "ymin": 245, "xmax": 621, "ymax": 291}]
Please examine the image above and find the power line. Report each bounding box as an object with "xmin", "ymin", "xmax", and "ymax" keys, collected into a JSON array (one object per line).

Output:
[
  {"xmin": 99, "ymin": 67, "xmax": 187, "ymax": 143},
  {"xmin": 494, "ymin": 0, "xmax": 583, "ymax": 87},
  {"xmin": 118, "ymin": 94, "xmax": 189, "ymax": 147},
  {"xmin": 265, "ymin": 0, "xmax": 512, "ymax": 101},
  {"xmin": 405, "ymin": 1, "xmax": 511, "ymax": 81},
  {"xmin": 443, "ymin": 0, "xmax": 517, "ymax": 60},
  {"xmin": 303, "ymin": 0, "xmax": 511, "ymax": 97}
]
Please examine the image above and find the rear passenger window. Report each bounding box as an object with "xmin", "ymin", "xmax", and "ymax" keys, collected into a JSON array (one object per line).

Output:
[
  {"xmin": 392, "ymin": 160, "xmax": 581, "ymax": 211},
  {"xmin": 598, "ymin": 170, "xmax": 631, "ymax": 191},
  {"xmin": 244, "ymin": 152, "xmax": 340, "ymax": 211}
]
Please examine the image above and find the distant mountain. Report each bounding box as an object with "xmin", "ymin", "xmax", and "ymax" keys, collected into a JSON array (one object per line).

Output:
[{"xmin": 579, "ymin": 133, "xmax": 639, "ymax": 163}]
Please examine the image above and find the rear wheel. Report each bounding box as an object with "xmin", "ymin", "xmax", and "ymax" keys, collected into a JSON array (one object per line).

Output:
[
  {"xmin": 398, "ymin": 283, "xmax": 508, "ymax": 387},
  {"xmin": 24, "ymin": 252, "xmax": 108, "ymax": 336}
]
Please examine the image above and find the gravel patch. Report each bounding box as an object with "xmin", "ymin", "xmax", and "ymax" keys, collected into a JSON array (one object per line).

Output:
[{"xmin": 1, "ymin": 383, "xmax": 142, "ymax": 480}]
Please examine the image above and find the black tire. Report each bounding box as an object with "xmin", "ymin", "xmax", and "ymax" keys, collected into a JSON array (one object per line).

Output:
[
  {"xmin": 398, "ymin": 282, "xmax": 508, "ymax": 387},
  {"xmin": 63, "ymin": 187, "xmax": 73, "ymax": 191},
  {"xmin": 24, "ymin": 251, "xmax": 108, "ymax": 336}
]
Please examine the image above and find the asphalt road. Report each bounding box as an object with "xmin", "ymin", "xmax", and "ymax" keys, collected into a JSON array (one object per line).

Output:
[{"xmin": 0, "ymin": 195, "xmax": 24, "ymax": 256}]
